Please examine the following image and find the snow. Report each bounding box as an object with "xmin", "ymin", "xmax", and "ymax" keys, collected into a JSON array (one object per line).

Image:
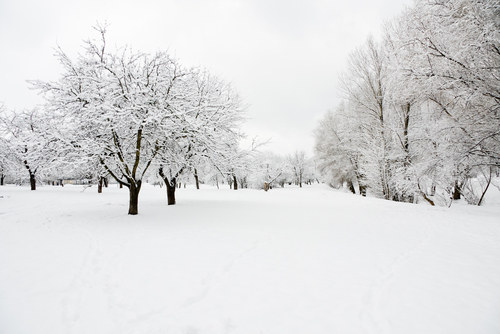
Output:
[{"xmin": 1, "ymin": 183, "xmax": 499, "ymax": 334}]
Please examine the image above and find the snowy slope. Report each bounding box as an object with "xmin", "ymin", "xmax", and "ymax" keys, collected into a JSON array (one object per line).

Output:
[{"xmin": 0, "ymin": 183, "xmax": 499, "ymax": 334}]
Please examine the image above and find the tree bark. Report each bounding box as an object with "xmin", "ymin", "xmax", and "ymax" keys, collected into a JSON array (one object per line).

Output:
[
  {"xmin": 477, "ymin": 168, "xmax": 492, "ymax": 206},
  {"xmin": 0, "ymin": 174, "xmax": 4, "ymax": 186},
  {"xmin": 165, "ymin": 177, "xmax": 176, "ymax": 205},
  {"xmin": 98, "ymin": 177, "xmax": 103, "ymax": 193},
  {"xmin": 359, "ymin": 184, "xmax": 367, "ymax": 197},
  {"xmin": 418, "ymin": 183, "xmax": 435, "ymax": 206},
  {"xmin": 24, "ymin": 160, "xmax": 36, "ymax": 190},
  {"xmin": 233, "ymin": 174, "xmax": 238, "ymax": 190},
  {"xmin": 194, "ymin": 168, "xmax": 200, "ymax": 190},
  {"xmin": 453, "ymin": 180, "xmax": 461, "ymax": 200},
  {"xmin": 347, "ymin": 180, "xmax": 356, "ymax": 194},
  {"xmin": 29, "ymin": 171, "xmax": 36, "ymax": 191},
  {"xmin": 128, "ymin": 181, "xmax": 141, "ymax": 215}
]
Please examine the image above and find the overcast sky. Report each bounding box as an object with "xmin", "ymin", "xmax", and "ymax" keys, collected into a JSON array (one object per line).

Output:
[{"xmin": 0, "ymin": 0, "xmax": 411, "ymax": 155}]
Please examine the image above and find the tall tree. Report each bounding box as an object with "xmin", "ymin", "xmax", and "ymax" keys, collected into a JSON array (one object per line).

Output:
[
  {"xmin": 338, "ymin": 36, "xmax": 391, "ymax": 199},
  {"xmin": 314, "ymin": 105, "xmax": 365, "ymax": 195},
  {"xmin": 34, "ymin": 25, "xmax": 193, "ymax": 214},
  {"xmin": 155, "ymin": 69, "xmax": 245, "ymax": 204}
]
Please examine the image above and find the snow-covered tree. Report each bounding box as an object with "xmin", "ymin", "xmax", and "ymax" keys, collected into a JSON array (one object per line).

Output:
[
  {"xmin": 338, "ymin": 36, "xmax": 393, "ymax": 199},
  {"xmin": 287, "ymin": 150, "xmax": 309, "ymax": 188},
  {"xmin": 385, "ymin": 0, "xmax": 500, "ymax": 204},
  {"xmin": 33, "ymin": 25, "xmax": 245, "ymax": 213},
  {"xmin": 314, "ymin": 105, "xmax": 366, "ymax": 194},
  {"xmin": 156, "ymin": 69, "xmax": 245, "ymax": 204},
  {"xmin": 0, "ymin": 108, "xmax": 61, "ymax": 190},
  {"xmin": 250, "ymin": 151, "xmax": 287, "ymax": 191}
]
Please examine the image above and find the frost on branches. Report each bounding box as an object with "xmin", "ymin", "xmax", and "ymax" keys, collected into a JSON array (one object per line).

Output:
[
  {"xmin": 33, "ymin": 25, "xmax": 245, "ymax": 214},
  {"xmin": 315, "ymin": 0, "xmax": 500, "ymax": 206}
]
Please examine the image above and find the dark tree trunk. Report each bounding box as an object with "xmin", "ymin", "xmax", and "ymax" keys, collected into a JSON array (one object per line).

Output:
[
  {"xmin": 165, "ymin": 177, "xmax": 176, "ymax": 205},
  {"xmin": 1, "ymin": 174, "xmax": 4, "ymax": 186},
  {"xmin": 194, "ymin": 168, "xmax": 200, "ymax": 190},
  {"xmin": 359, "ymin": 184, "xmax": 366, "ymax": 197},
  {"xmin": 347, "ymin": 180, "xmax": 356, "ymax": 194},
  {"xmin": 103, "ymin": 177, "xmax": 109, "ymax": 187},
  {"xmin": 453, "ymin": 180, "xmax": 461, "ymax": 200},
  {"xmin": 24, "ymin": 160, "xmax": 36, "ymax": 190},
  {"xmin": 98, "ymin": 177, "xmax": 103, "ymax": 193},
  {"xmin": 233, "ymin": 175, "xmax": 238, "ymax": 190},
  {"xmin": 128, "ymin": 181, "xmax": 141, "ymax": 215},
  {"xmin": 29, "ymin": 172, "xmax": 36, "ymax": 191},
  {"xmin": 477, "ymin": 168, "xmax": 492, "ymax": 206},
  {"xmin": 418, "ymin": 183, "xmax": 435, "ymax": 206}
]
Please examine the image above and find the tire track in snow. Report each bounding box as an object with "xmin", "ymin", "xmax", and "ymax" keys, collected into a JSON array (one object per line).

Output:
[{"xmin": 360, "ymin": 221, "xmax": 435, "ymax": 334}]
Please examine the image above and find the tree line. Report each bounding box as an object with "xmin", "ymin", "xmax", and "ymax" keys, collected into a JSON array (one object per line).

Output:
[
  {"xmin": 0, "ymin": 24, "xmax": 318, "ymax": 214},
  {"xmin": 315, "ymin": 0, "xmax": 500, "ymax": 206}
]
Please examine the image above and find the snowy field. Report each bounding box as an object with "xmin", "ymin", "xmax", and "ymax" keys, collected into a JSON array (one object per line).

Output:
[{"xmin": 1, "ymin": 183, "xmax": 500, "ymax": 334}]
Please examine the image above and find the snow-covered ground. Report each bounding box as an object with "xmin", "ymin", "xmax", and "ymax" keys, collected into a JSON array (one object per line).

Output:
[{"xmin": 1, "ymin": 183, "xmax": 499, "ymax": 334}]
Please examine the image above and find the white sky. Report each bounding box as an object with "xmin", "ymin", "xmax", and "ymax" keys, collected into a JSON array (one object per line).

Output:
[{"xmin": 0, "ymin": 0, "xmax": 411, "ymax": 156}]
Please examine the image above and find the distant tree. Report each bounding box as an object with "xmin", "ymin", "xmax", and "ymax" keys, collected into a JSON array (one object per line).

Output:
[
  {"xmin": 287, "ymin": 150, "xmax": 309, "ymax": 188},
  {"xmin": 250, "ymin": 151, "xmax": 287, "ymax": 191},
  {"xmin": 0, "ymin": 108, "xmax": 60, "ymax": 190}
]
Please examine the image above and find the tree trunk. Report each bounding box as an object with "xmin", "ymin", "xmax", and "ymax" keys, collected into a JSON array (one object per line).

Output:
[
  {"xmin": 0, "ymin": 174, "xmax": 4, "ymax": 186},
  {"xmin": 29, "ymin": 172, "xmax": 36, "ymax": 191},
  {"xmin": 453, "ymin": 180, "xmax": 461, "ymax": 200},
  {"xmin": 359, "ymin": 184, "xmax": 366, "ymax": 197},
  {"xmin": 418, "ymin": 183, "xmax": 435, "ymax": 206},
  {"xmin": 347, "ymin": 180, "xmax": 356, "ymax": 194},
  {"xmin": 477, "ymin": 168, "xmax": 492, "ymax": 206},
  {"xmin": 233, "ymin": 175, "xmax": 238, "ymax": 190},
  {"xmin": 128, "ymin": 182, "xmax": 141, "ymax": 215},
  {"xmin": 98, "ymin": 177, "xmax": 103, "ymax": 193},
  {"xmin": 194, "ymin": 168, "xmax": 200, "ymax": 190},
  {"xmin": 103, "ymin": 177, "xmax": 109, "ymax": 187},
  {"xmin": 165, "ymin": 177, "xmax": 176, "ymax": 205}
]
